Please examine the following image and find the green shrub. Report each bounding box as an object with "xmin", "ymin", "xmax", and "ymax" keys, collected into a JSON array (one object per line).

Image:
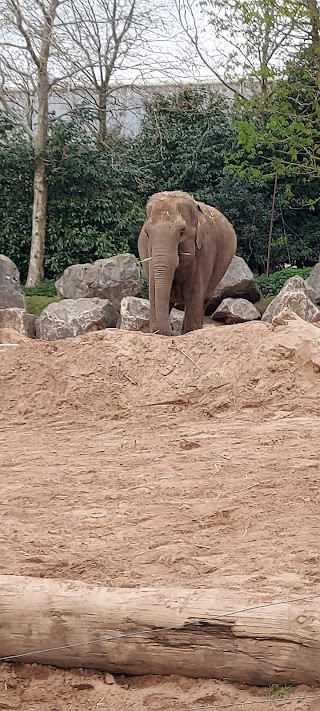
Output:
[
  {"xmin": 255, "ymin": 268, "xmax": 312, "ymax": 296},
  {"xmin": 267, "ymin": 685, "xmax": 293, "ymax": 699},
  {"xmin": 24, "ymin": 280, "xmax": 57, "ymax": 297}
]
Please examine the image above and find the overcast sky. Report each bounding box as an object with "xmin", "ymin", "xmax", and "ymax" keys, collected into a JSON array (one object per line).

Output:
[{"xmin": 117, "ymin": 1, "xmax": 221, "ymax": 85}]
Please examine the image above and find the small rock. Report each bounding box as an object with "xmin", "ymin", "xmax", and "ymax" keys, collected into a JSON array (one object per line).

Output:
[
  {"xmin": 262, "ymin": 276, "xmax": 320, "ymax": 324},
  {"xmin": 104, "ymin": 673, "xmax": 116, "ymax": 685},
  {"xmin": 212, "ymin": 297, "xmax": 261, "ymax": 324},
  {"xmin": 118, "ymin": 296, "xmax": 184, "ymax": 335},
  {"xmin": 0, "ymin": 255, "xmax": 26, "ymax": 309},
  {"xmin": 0, "ymin": 308, "xmax": 36, "ymax": 338},
  {"xmin": 206, "ymin": 256, "xmax": 261, "ymax": 313},
  {"xmin": 71, "ymin": 682, "xmax": 94, "ymax": 691},
  {"xmin": 307, "ymin": 263, "xmax": 320, "ymax": 304},
  {"xmin": 36, "ymin": 297, "xmax": 119, "ymax": 340},
  {"xmin": 56, "ymin": 254, "xmax": 142, "ymax": 308}
]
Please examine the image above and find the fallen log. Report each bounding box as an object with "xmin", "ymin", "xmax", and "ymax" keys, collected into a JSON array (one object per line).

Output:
[{"xmin": 0, "ymin": 575, "xmax": 319, "ymax": 686}]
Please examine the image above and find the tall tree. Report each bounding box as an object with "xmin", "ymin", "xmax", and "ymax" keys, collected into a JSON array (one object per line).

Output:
[
  {"xmin": 58, "ymin": 0, "xmax": 174, "ymax": 144},
  {"xmin": 0, "ymin": 0, "xmax": 72, "ymax": 285},
  {"xmin": 227, "ymin": 45, "xmax": 320, "ymax": 268},
  {"xmin": 176, "ymin": 0, "xmax": 306, "ymax": 99}
]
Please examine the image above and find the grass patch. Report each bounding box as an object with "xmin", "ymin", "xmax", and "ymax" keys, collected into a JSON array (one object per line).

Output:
[
  {"xmin": 24, "ymin": 280, "xmax": 57, "ymax": 298},
  {"xmin": 266, "ymin": 685, "xmax": 293, "ymax": 699},
  {"xmin": 26, "ymin": 295, "xmax": 60, "ymax": 317},
  {"xmin": 254, "ymin": 295, "xmax": 274, "ymax": 315}
]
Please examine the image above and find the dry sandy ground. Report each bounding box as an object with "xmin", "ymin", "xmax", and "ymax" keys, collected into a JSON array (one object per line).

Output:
[{"xmin": 0, "ymin": 314, "xmax": 320, "ymax": 710}]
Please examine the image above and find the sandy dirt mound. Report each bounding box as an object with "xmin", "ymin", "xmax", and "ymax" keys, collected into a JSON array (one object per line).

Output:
[
  {"xmin": 0, "ymin": 316, "xmax": 320, "ymax": 710},
  {"xmin": 1, "ymin": 314, "xmax": 320, "ymax": 425}
]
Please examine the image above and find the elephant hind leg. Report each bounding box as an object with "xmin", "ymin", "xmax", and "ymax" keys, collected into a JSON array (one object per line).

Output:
[{"xmin": 182, "ymin": 295, "xmax": 204, "ymax": 334}]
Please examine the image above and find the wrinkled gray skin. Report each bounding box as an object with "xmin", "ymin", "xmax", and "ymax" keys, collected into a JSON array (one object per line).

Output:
[{"xmin": 138, "ymin": 190, "xmax": 237, "ymax": 336}]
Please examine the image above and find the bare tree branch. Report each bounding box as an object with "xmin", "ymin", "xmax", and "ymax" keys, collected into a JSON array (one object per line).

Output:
[
  {"xmin": 175, "ymin": 0, "xmax": 308, "ymax": 99},
  {"xmin": 175, "ymin": 0, "xmax": 246, "ymax": 97}
]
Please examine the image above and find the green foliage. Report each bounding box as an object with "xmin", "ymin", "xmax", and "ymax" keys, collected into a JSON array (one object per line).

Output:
[
  {"xmin": 231, "ymin": 48, "xmax": 320, "ymax": 186},
  {"xmin": 0, "ymin": 112, "xmax": 34, "ymax": 275},
  {"xmin": 266, "ymin": 684, "xmax": 293, "ymax": 699},
  {"xmin": 227, "ymin": 47, "xmax": 320, "ymax": 269},
  {"xmin": 129, "ymin": 87, "xmax": 273, "ymax": 272},
  {"xmin": 130, "ymin": 87, "xmax": 234, "ymax": 200},
  {"xmin": 212, "ymin": 174, "xmax": 271, "ymax": 272},
  {"xmin": 255, "ymin": 267, "xmax": 312, "ymax": 296},
  {"xmin": 0, "ymin": 114, "xmax": 144, "ymax": 280},
  {"xmin": 0, "ymin": 76, "xmax": 319, "ymax": 281}
]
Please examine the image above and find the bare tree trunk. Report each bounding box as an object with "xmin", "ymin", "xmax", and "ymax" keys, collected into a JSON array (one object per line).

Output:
[
  {"xmin": 25, "ymin": 0, "xmax": 59, "ymax": 286},
  {"xmin": 26, "ymin": 74, "xmax": 49, "ymax": 286},
  {"xmin": 97, "ymin": 84, "xmax": 108, "ymax": 144},
  {"xmin": 27, "ymin": 156, "xmax": 48, "ymax": 285},
  {"xmin": 266, "ymin": 170, "xmax": 278, "ymax": 278}
]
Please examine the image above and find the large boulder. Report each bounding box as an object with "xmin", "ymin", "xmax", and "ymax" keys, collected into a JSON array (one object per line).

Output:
[
  {"xmin": 118, "ymin": 296, "xmax": 184, "ymax": 335},
  {"xmin": 55, "ymin": 254, "xmax": 142, "ymax": 308},
  {"xmin": 262, "ymin": 276, "xmax": 320, "ymax": 324},
  {"xmin": 0, "ymin": 255, "xmax": 26, "ymax": 309},
  {"xmin": 212, "ymin": 297, "xmax": 261, "ymax": 325},
  {"xmin": 36, "ymin": 298, "xmax": 119, "ymax": 340},
  {"xmin": 206, "ymin": 256, "xmax": 261, "ymax": 313},
  {"xmin": 0, "ymin": 308, "xmax": 36, "ymax": 338},
  {"xmin": 307, "ymin": 263, "xmax": 320, "ymax": 304}
]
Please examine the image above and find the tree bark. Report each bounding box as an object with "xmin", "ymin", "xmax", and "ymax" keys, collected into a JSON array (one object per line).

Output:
[
  {"xmin": 26, "ymin": 0, "xmax": 59, "ymax": 286},
  {"xmin": 27, "ymin": 154, "xmax": 48, "ymax": 285},
  {"xmin": 26, "ymin": 73, "xmax": 49, "ymax": 286},
  {"xmin": 1, "ymin": 576, "xmax": 320, "ymax": 686},
  {"xmin": 98, "ymin": 84, "xmax": 108, "ymax": 144},
  {"xmin": 266, "ymin": 170, "xmax": 278, "ymax": 278}
]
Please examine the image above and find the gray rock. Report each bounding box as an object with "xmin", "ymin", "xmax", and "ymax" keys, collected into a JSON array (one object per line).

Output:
[
  {"xmin": 36, "ymin": 297, "xmax": 119, "ymax": 340},
  {"xmin": 262, "ymin": 276, "xmax": 320, "ymax": 324},
  {"xmin": 212, "ymin": 297, "xmax": 261, "ymax": 324},
  {"xmin": 307, "ymin": 263, "xmax": 320, "ymax": 304},
  {"xmin": 55, "ymin": 254, "xmax": 142, "ymax": 308},
  {"xmin": 206, "ymin": 256, "xmax": 261, "ymax": 313},
  {"xmin": 0, "ymin": 308, "xmax": 36, "ymax": 337},
  {"xmin": 118, "ymin": 296, "xmax": 184, "ymax": 335},
  {"xmin": 0, "ymin": 255, "xmax": 26, "ymax": 309}
]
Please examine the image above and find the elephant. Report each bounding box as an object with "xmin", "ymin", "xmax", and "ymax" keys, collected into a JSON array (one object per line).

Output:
[{"xmin": 138, "ymin": 190, "xmax": 237, "ymax": 336}]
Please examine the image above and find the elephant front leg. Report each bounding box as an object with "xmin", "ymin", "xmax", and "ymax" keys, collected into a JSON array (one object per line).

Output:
[
  {"xmin": 182, "ymin": 292, "xmax": 204, "ymax": 334},
  {"xmin": 149, "ymin": 271, "xmax": 158, "ymax": 332}
]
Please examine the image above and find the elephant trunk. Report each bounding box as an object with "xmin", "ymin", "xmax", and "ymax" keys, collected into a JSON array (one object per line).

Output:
[{"xmin": 152, "ymin": 259, "xmax": 176, "ymax": 336}]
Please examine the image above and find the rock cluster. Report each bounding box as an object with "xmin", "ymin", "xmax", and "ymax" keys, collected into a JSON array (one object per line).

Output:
[{"xmin": 1, "ymin": 250, "xmax": 320, "ymax": 340}]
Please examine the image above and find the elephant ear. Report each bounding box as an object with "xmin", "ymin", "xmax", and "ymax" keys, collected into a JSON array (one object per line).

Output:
[{"xmin": 195, "ymin": 203, "xmax": 207, "ymax": 250}]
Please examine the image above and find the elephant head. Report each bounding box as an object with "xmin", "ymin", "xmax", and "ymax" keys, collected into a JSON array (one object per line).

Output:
[{"xmin": 140, "ymin": 191, "xmax": 207, "ymax": 335}]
